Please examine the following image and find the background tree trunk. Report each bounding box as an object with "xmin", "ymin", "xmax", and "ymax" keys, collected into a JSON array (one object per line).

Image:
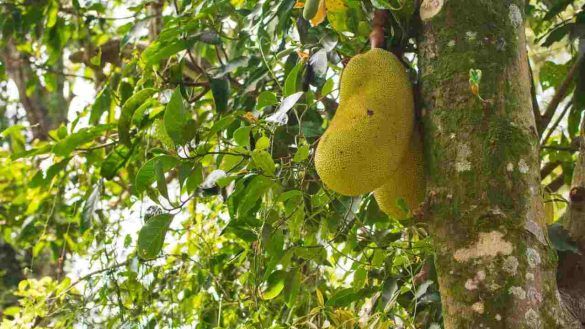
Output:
[
  {"xmin": 417, "ymin": 0, "xmax": 579, "ymax": 327},
  {"xmin": 557, "ymin": 120, "xmax": 585, "ymax": 325},
  {"xmin": 0, "ymin": 40, "xmax": 68, "ymax": 141}
]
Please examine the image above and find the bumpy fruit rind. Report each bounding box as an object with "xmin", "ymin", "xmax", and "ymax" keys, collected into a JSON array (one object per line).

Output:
[
  {"xmin": 373, "ymin": 129, "xmax": 425, "ymax": 218},
  {"xmin": 315, "ymin": 48, "xmax": 414, "ymax": 195}
]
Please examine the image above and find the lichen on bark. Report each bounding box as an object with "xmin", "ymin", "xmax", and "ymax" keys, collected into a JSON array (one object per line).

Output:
[{"xmin": 417, "ymin": 0, "xmax": 576, "ymax": 327}]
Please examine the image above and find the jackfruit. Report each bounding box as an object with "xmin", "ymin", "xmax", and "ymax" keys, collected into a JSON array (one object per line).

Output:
[
  {"xmin": 315, "ymin": 48, "xmax": 414, "ymax": 195},
  {"xmin": 303, "ymin": 0, "xmax": 320, "ymax": 20},
  {"xmin": 374, "ymin": 129, "xmax": 425, "ymax": 218}
]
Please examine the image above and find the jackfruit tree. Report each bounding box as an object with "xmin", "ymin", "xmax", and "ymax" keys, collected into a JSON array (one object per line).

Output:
[{"xmin": 0, "ymin": 0, "xmax": 585, "ymax": 328}]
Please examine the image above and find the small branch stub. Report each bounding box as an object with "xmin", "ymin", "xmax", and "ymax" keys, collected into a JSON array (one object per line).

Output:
[
  {"xmin": 420, "ymin": 0, "xmax": 443, "ymax": 21},
  {"xmin": 570, "ymin": 186, "xmax": 585, "ymax": 203}
]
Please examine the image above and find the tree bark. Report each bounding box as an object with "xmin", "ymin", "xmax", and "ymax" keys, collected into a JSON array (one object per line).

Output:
[
  {"xmin": 0, "ymin": 40, "xmax": 68, "ymax": 141},
  {"xmin": 557, "ymin": 119, "xmax": 585, "ymax": 325},
  {"xmin": 417, "ymin": 0, "xmax": 579, "ymax": 327}
]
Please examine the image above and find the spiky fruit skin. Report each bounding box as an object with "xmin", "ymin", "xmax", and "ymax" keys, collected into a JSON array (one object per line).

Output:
[
  {"xmin": 373, "ymin": 129, "xmax": 425, "ymax": 218},
  {"xmin": 315, "ymin": 48, "xmax": 414, "ymax": 195}
]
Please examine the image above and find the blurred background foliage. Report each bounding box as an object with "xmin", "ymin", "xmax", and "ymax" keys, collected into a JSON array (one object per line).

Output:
[{"xmin": 0, "ymin": 0, "xmax": 583, "ymax": 328}]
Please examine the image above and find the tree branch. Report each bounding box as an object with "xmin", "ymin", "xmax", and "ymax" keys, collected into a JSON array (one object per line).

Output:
[
  {"xmin": 528, "ymin": 59, "xmax": 541, "ymax": 128},
  {"xmin": 538, "ymin": 53, "xmax": 585, "ymax": 136},
  {"xmin": 546, "ymin": 174, "xmax": 565, "ymax": 192},
  {"xmin": 541, "ymin": 160, "xmax": 562, "ymax": 179},
  {"xmin": 541, "ymin": 138, "xmax": 581, "ymax": 180},
  {"xmin": 541, "ymin": 101, "xmax": 572, "ymax": 146}
]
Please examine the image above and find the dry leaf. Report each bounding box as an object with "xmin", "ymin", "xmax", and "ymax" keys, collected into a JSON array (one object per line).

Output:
[{"xmin": 296, "ymin": 50, "xmax": 310, "ymax": 60}]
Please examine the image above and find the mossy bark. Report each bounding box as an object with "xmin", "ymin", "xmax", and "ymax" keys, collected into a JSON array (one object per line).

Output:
[
  {"xmin": 557, "ymin": 120, "xmax": 585, "ymax": 324},
  {"xmin": 417, "ymin": 1, "xmax": 578, "ymax": 327}
]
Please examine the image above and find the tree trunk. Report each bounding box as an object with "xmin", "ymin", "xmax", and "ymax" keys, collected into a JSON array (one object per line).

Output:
[
  {"xmin": 417, "ymin": 0, "xmax": 579, "ymax": 327},
  {"xmin": 0, "ymin": 40, "xmax": 68, "ymax": 141},
  {"xmin": 557, "ymin": 123, "xmax": 585, "ymax": 325}
]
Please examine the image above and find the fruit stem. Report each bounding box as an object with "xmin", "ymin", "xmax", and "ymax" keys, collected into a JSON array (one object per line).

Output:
[{"xmin": 370, "ymin": 10, "xmax": 389, "ymax": 49}]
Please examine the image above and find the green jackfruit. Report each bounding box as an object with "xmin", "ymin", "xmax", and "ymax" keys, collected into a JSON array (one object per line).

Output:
[
  {"xmin": 303, "ymin": 0, "xmax": 320, "ymax": 20},
  {"xmin": 374, "ymin": 130, "xmax": 425, "ymax": 218},
  {"xmin": 315, "ymin": 48, "xmax": 414, "ymax": 195}
]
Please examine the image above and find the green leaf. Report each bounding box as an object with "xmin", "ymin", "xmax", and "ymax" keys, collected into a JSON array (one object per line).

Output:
[
  {"xmin": 540, "ymin": 60, "xmax": 571, "ymax": 90},
  {"xmin": 262, "ymin": 270, "xmax": 286, "ymax": 300},
  {"xmin": 256, "ymin": 91, "xmax": 278, "ymax": 110},
  {"xmin": 263, "ymin": 225, "xmax": 284, "ymax": 257},
  {"xmin": 321, "ymin": 78, "xmax": 334, "ymax": 96},
  {"xmin": 135, "ymin": 155, "xmax": 180, "ymax": 194},
  {"xmin": 210, "ymin": 78, "xmax": 230, "ymax": 113},
  {"xmin": 131, "ymin": 98, "xmax": 159, "ymax": 126},
  {"xmin": 29, "ymin": 158, "xmax": 71, "ymax": 188},
  {"xmin": 255, "ymin": 136, "xmax": 271, "ymax": 150},
  {"xmin": 251, "ymin": 149, "xmax": 276, "ymax": 175},
  {"xmin": 185, "ymin": 164, "xmax": 203, "ymax": 194},
  {"xmin": 326, "ymin": 288, "xmax": 359, "ymax": 307},
  {"xmin": 155, "ymin": 159, "xmax": 170, "ymax": 200},
  {"xmin": 294, "ymin": 245, "xmax": 327, "ymax": 264},
  {"xmin": 370, "ymin": 0, "xmax": 402, "ymax": 9},
  {"xmin": 293, "ymin": 143, "xmax": 310, "ymax": 162},
  {"xmin": 209, "ymin": 115, "xmax": 236, "ymax": 134},
  {"xmin": 164, "ymin": 88, "xmax": 196, "ymax": 145},
  {"xmin": 45, "ymin": 0, "xmax": 59, "ymax": 28},
  {"xmin": 90, "ymin": 47, "xmax": 102, "ymax": 66},
  {"xmin": 118, "ymin": 88, "xmax": 157, "ymax": 146},
  {"xmin": 568, "ymin": 104, "xmax": 582, "ymax": 137},
  {"xmin": 233, "ymin": 126, "xmax": 251, "ymax": 147},
  {"xmin": 101, "ymin": 145, "xmax": 131, "ymax": 180},
  {"xmin": 80, "ymin": 180, "xmax": 102, "ymax": 233},
  {"xmin": 326, "ymin": 0, "xmax": 362, "ymax": 33},
  {"xmin": 117, "ymin": 81, "xmax": 134, "ymax": 107},
  {"xmin": 229, "ymin": 175, "xmax": 274, "ymax": 217},
  {"xmin": 380, "ymin": 277, "xmax": 399, "ymax": 309},
  {"xmin": 142, "ymin": 39, "xmax": 196, "ymax": 65},
  {"xmin": 542, "ymin": 23, "xmax": 573, "ymax": 47},
  {"xmin": 2, "ymin": 125, "xmax": 25, "ymax": 154},
  {"xmin": 137, "ymin": 213, "xmax": 173, "ymax": 260},
  {"xmin": 543, "ymin": 0, "xmax": 573, "ymax": 20},
  {"xmin": 90, "ymin": 86, "xmax": 112, "ymax": 125},
  {"xmin": 283, "ymin": 269, "xmax": 301, "ymax": 306},
  {"xmin": 53, "ymin": 125, "xmax": 113, "ymax": 157},
  {"xmin": 11, "ymin": 145, "xmax": 52, "ymax": 160},
  {"xmin": 284, "ymin": 63, "xmax": 302, "ymax": 96},
  {"xmin": 220, "ymin": 154, "xmax": 245, "ymax": 172}
]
